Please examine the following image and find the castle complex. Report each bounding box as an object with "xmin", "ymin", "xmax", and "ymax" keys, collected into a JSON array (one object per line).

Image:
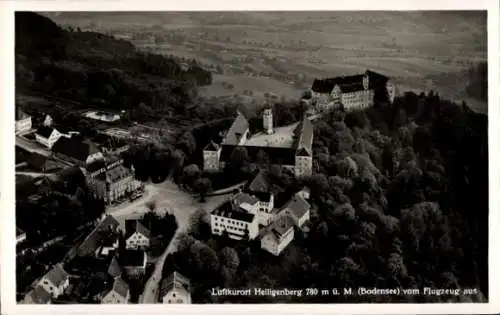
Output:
[
  {"xmin": 203, "ymin": 109, "xmax": 314, "ymax": 177},
  {"xmin": 308, "ymin": 69, "xmax": 396, "ymax": 112}
]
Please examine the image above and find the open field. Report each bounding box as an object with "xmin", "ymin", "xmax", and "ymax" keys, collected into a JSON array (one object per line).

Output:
[{"xmin": 43, "ymin": 12, "xmax": 487, "ymax": 112}]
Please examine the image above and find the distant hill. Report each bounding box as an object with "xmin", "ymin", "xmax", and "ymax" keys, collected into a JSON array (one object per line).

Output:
[{"xmin": 15, "ymin": 12, "xmax": 212, "ymax": 118}]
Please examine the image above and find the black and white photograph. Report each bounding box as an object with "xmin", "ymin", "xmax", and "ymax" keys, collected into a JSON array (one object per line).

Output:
[{"xmin": 1, "ymin": 2, "xmax": 498, "ymax": 314}]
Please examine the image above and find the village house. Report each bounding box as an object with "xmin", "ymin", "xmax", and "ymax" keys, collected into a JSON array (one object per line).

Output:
[
  {"xmin": 16, "ymin": 227, "xmax": 27, "ymax": 244},
  {"xmin": 119, "ymin": 250, "xmax": 147, "ymax": 279},
  {"xmin": 210, "ymin": 200, "xmax": 259, "ymax": 240},
  {"xmin": 84, "ymin": 156, "xmax": 143, "ymax": 205},
  {"xmin": 96, "ymin": 233, "xmax": 120, "ymax": 258},
  {"xmin": 280, "ymin": 193, "xmax": 311, "ymax": 228},
  {"xmin": 76, "ymin": 215, "xmax": 120, "ymax": 258},
  {"xmin": 101, "ymin": 277, "xmax": 130, "ymax": 304},
  {"xmin": 261, "ymin": 215, "xmax": 295, "ymax": 256},
  {"xmin": 35, "ymin": 125, "xmax": 62, "ymax": 149},
  {"xmin": 308, "ymin": 69, "xmax": 396, "ymax": 112},
  {"xmin": 37, "ymin": 263, "xmax": 70, "ymax": 299},
  {"xmin": 15, "ymin": 107, "xmax": 32, "ymax": 134},
  {"xmin": 160, "ymin": 271, "xmax": 192, "ymax": 304},
  {"xmin": 203, "ymin": 109, "xmax": 314, "ymax": 177},
  {"xmin": 52, "ymin": 137, "xmax": 104, "ymax": 166},
  {"xmin": 232, "ymin": 191, "xmax": 275, "ymax": 226},
  {"xmin": 124, "ymin": 220, "xmax": 151, "ymax": 250},
  {"xmin": 22, "ymin": 285, "xmax": 52, "ymax": 304},
  {"xmin": 107, "ymin": 256, "xmax": 123, "ymax": 279}
]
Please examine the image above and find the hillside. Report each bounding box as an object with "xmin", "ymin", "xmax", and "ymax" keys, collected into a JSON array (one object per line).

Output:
[
  {"xmin": 15, "ymin": 12, "xmax": 213, "ymax": 120},
  {"xmin": 42, "ymin": 11, "xmax": 487, "ymax": 112}
]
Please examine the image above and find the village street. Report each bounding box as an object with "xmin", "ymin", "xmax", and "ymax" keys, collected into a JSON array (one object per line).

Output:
[{"xmin": 107, "ymin": 179, "xmax": 236, "ymax": 303}]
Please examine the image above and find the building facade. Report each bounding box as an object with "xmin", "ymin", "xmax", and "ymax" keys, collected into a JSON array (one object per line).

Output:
[
  {"xmin": 232, "ymin": 192, "xmax": 275, "ymax": 226},
  {"xmin": 36, "ymin": 126, "xmax": 62, "ymax": 149},
  {"xmin": 309, "ymin": 70, "xmax": 395, "ymax": 112},
  {"xmin": 101, "ymin": 278, "xmax": 130, "ymax": 304},
  {"xmin": 160, "ymin": 272, "xmax": 192, "ymax": 304},
  {"xmin": 124, "ymin": 220, "xmax": 151, "ymax": 250},
  {"xmin": 281, "ymin": 194, "xmax": 311, "ymax": 228},
  {"xmin": 15, "ymin": 108, "xmax": 32, "ymax": 134},
  {"xmin": 210, "ymin": 200, "xmax": 259, "ymax": 240},
  {"xmin": 261, "ymin": 215, "xmax": 295, "ymax": 256}
]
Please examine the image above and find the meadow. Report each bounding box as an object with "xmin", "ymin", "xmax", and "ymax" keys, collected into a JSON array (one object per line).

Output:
[{"xmin": 43, "ymin": 11, "xmax": 487, "ymax": 112}]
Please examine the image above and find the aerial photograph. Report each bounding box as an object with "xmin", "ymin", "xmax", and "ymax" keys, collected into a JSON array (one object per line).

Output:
[{"xmin": 14, "ymin": 11, "xmax": 487, "ymax": 304}]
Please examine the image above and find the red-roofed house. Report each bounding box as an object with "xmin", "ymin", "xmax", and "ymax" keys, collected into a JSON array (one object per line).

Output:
[{"xmin": 101, "ymin": 277, "xmax": 130, "ymax": 304}]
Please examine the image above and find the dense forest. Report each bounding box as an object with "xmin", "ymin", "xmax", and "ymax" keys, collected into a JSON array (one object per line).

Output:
[
  {"xmin": 161, "ymin": 92, "xmax": 488, "ymax": 303},
  {"xmin": 15, "ymin": 12, "xmax": 212, "ymax": 121}
]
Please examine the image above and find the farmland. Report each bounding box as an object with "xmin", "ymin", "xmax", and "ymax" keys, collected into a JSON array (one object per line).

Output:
[{"xmin": 43, "ymin": 11, "xmax": 487, "ymax": 112}]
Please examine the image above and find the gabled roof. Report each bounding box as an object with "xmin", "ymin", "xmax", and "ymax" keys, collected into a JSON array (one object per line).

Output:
[
  {"xmin": 52, "ymin": 137, "xmax": 101, "ymax": 162},
  {"xmin": 86, "ymin": 159, "xmax": 106, "ymax": 173},
  {"xmin": 44, "ymin": 263, "xmax": 69, "ymax": 287},
  {"xmin": 203, "ymin": 140, "xmax": 220, "ymax": 151},
  {"xmin": 107, "ymin": 256, "xmax": 122, "ymax": 278},
  {"xmin": 17, "ymin": 227, "xmax": 26, "ymax": 237},
  {"xmin": 103, "ymin": 165, "xmax": 132, "ymax": 183},
  {"xmin": 78, "ymin": 215, "xmax": 120, "ymax": 256},
  {"xmin": 119, "ymin": 250, "xmax": 146, "ymax": 267},
  {"xmin": 125, "ymin": 220, "xmax": 151, "ymax": 239},
  {"xmin": 232, "ymin": 192, "xmax": 259, "ymax": 207},
  {"xmin": 16, "ymin": 107, "xmax": 30, "ymax": 120},
  {"xmin": 212, "ymin": 200, "xmax": 255, "ymax": 223},
  {"xmin": 296, "ymin": 118, "xmax": 313, "ymax": 157},
  {"xmin": 24, "ymin": 285, "xmax": 51, "ymax": 304},
  {"xmin": 110, "ymin": 277, "xmax": 129, "ymax": 299},
  {"xmin": 248, "ymin": 171, "xmax": 271, "ymax": 193},
  {"xmin": 222, "ymin": 112, "xmax": 249, "ymax": 145},
  {"xmin": 160, "ymin": 271, "xmax": 191, "ymax": 298},
  {"xmin": 282, "ymin": 194, "xmax": 311, "ymax": 220},
  {"xmin": 36, "ymin": 126, "xmax": 55, "ymax": 138},
  {"xmin": 251, "ymin": 191, "xmax": 273, "ymax": 202}
]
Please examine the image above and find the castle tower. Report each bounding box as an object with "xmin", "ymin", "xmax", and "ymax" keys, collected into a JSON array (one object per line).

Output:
[{"xmin": 263, "ymin": 108, "xmax": 273, "ymax": 135}]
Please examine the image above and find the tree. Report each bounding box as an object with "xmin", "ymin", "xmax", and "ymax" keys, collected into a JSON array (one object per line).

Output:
[
  {"xmin": 219, "ymin": 247, "xmax": 240, "ymax": 270},
  {"xmin": 193, "ymin": 177, "xmax": 213, "ymax": 202},
  {"xmin": 228, "ymin": 147, "xmax": 249, "ymax": 171}
]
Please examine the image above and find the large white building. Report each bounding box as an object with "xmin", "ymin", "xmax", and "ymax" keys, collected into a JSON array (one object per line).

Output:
[
  {"xmin": 35, "ymin": 126, "xmax": 62, "ymax": 149},
  {"xmin": 231, "ymin": 191, "xmax": 275, "ymax": 226},
  {"xmin": 308, "ymin": 69, "xmax": 396, "ymax": 112},
  {"xmin": 210, "ymin": 200, "xmax": 259, "ymax": 240},
  {"xmin": 203, "ymin": 109, "xmax": 314, "ymax": 177}
]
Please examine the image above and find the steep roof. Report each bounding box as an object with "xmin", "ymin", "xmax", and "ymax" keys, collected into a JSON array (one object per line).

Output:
[
  {"xmin": 222, "ymin": 112, "xmax": 249, "ymax": 145},
  {"xmin": 52, "ymin": 137, "xmax": 101, "ymax": 162},
  {"xmin": 36, "ymin": 126, "xmax": 55, "ymax": 138},
  {"xmin": 24, "ymin": 285, "xmax": 51, "ymax": 304},
  {"xmin": 124, "ymin": 220, "xmax": 151, "ymax": 239},
  {"xmin": 119, "ymin": 250, "xmax": 146, "ymax": 267},
  {"xmin": 44, "ymin": 263, "xmax": 69, "ymax": 287},
  {"xmin": 86, "ymin": 159, "xmax": 106, "ymax": 173},
  {"xmin": 203, "ymin": 140, "xmax": 220, "ymax": 151},
  {"xmin": 248, "ymin": 171, "xmax": 271, "ymax": 193},
  {"xmin": 282, "ymin": 194, "xmax": 311, "ymax": 220},
  {"xmin": 77, "ymin": 215, "xmax": 120, "ymax": 256},
  {"xmin": 160, "ymin": 271, "xmax": 191, "ymax": 298},
  {"xmin": 107, "ymin": 256, "xmax": 123, "ymax": 278},
  {"xmin": 232, "ymin": 192, "xmax": 259, "ymax": 207},
  {"xmin": 212, "ymin": 200, "xmax": 255, "ymax": 223},
  {"xmin": 111, "ymin": 277, "xmax": 129, "ymax": 299},
  {"xmin": 296, "ymin": 117, "xmax": 314, "ymax": 156},
  {"xmin": 16, "ymin": 107, "xmax": 30, "ymax": 120},
  {"xmin": 17, "ymin": 227, "xmax": 26, "ymax": 237},
  {"xmin": 103, "ymin": 165, "xmax": 132, "ymax": 183}
]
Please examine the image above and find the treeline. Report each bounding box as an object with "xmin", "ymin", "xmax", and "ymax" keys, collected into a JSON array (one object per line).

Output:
[
  {"xmin": 16, "ymin": 168, "xmax": 106, "ymax": 245},
  {"xmin": 15, "ymin": 12, "xmax": 212, "ymax": 122},
  {"xmin": 160, "ymin": 92, "xmax": 487, "ymax": 303}
]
